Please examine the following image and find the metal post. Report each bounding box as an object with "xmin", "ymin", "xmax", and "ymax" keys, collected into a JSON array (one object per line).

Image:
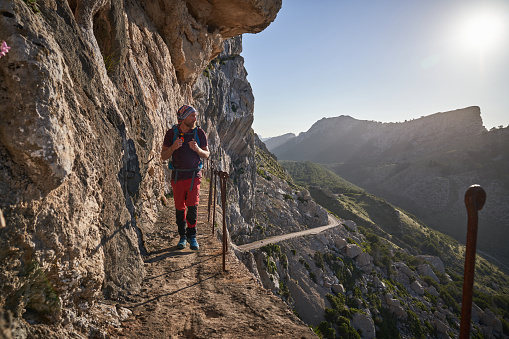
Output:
[
  {"xmin": 212, "ymin": 170, "xmax": 218, "ymax": 235},
  {"xmin": 460, "ymin": 185, "xmax": 486, "ymax": 339},
  {"xmin": 207, "ymin": 163, "xmax": 214, "ymax": 223},
  {"xmin": 219, "ymin": 171, "xmax": 229, "ymax": 271}
]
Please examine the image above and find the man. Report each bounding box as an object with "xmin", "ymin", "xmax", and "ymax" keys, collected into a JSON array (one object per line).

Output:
[{"xmin": 161, "ymin": 105, "xmax": 210, "ymax": 250}]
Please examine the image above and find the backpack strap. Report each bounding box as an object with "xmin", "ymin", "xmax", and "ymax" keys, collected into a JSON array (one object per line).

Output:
[{"xmin": 168, "ymin": 125, "xmax": 203, "ymax": 191}]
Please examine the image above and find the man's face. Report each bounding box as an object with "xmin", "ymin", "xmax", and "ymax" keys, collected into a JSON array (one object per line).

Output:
[{"xmin": 183, "ymin": 112, "xmax": 197, "ymax": 129}]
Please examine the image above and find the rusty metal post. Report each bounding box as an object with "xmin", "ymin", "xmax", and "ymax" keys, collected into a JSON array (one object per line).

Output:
[
  {"xmin": 219, "ymin": 171, "xmax": 229, "ymax": 271},
  {"xmin": 207, "ymin": 163, "xmax": 214, "ymax": 223},
  {"xmin": 460, "ymin": 185, "xmax": 486, "ymax": 339},
  {"xmin": 212, "ymin": 170, "xmax": 218, "ymax": 235}
]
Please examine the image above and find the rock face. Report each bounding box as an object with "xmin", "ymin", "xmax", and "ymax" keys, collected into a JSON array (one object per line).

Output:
[
  {"xmin": 270, "ymin": 108, "xmax": 509, "ymax": 272},
  {"xmin": 193, "ymin": 36, "xmax": 259, "ymax": 241},
  {"xmin": 0, "ymin": 0, "xmax": 280, "ymax": 334}
]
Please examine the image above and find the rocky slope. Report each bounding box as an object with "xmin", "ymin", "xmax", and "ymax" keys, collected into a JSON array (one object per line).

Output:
[
  {"xmin": 247, "ymin": 222, "xmax": 509, "ymax": 339},
  {"xmin": 0, "ymin": 0, "xmax": 281, "ymax": 335},
  {"xmin": 241, "ymin": 151, "xmax": 509, "ymax": 338},
  {"xmin": 248, "ymin": 136, "xmax": 329, "ymax": 244},
  {"xmin": 269, "ymin": 107, "xmax": 509, "ymax": 272}
]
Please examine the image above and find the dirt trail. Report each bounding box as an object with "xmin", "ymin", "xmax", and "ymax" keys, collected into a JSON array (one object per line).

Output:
[
  {"xmin": 112, "ymin": 182, "xmax": 316, "ymax": 338},
  {"xmin": 238, "ymin": 215, "xmax": 341, "ymax": 251}
]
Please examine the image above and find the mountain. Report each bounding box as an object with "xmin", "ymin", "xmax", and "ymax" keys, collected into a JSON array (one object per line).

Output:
[
  {"xmin": 243, "ymin": 154, "xmax": 509, "ymax": 339},
  {"xmin": 270, "ymin": 108, "xmax": 509, "ymax": 272},
  {"xmin": 264, "ymin": 132, "xmax": 296, "ymax": 150}
]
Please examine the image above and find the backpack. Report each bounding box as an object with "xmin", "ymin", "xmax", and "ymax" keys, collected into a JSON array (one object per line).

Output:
[{"xmin": 168, "ymin": 124, "xmax": 203, "ymax": 191}]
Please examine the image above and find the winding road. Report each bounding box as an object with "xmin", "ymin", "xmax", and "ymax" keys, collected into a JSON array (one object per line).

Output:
[{"xmin": 238, "ymin": 214, "xmax": 342, "ymax": 251}]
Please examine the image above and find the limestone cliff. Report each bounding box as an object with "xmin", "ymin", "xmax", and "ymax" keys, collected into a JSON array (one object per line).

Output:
[
  {"xmin": 0, "ymin": 0, "xmax": 280, "ymax": 334},
  {"xmin": 193, "ymin": 36, "xmax": 258, "ymax": 241}
]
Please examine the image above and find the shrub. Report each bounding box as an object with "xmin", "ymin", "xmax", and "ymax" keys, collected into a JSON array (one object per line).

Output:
[
  {"xmin": 376, "ymin": 308, "xmax": 401, "ymax": 339},
  {"xmin": 260, "ymin": 243, "xmax": 281, "ymax": 257},
  {"xmin": 267, "ymin": 260, "xmax": 277, "ymax": 274},
  {"xmin": 336, "ymin": 317, "xmax": 361, "ymax": 339},
  {"xmin": 309, "ymin": 272, "xmax": 317, "ymax": 283},
  {"xmin": 278, "ymin": 280, "xmax": 290, "ymax": 299},
  {"xmin": 317, "ymin": 321, "xmax": 336, "ymax": 339},
  {"xmin": 314, "ymin": 251, "xmax": 325, "ymax": 270}
]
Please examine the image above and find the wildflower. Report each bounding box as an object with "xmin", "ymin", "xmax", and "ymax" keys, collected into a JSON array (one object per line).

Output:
[{"xmin": 0, "ymin": 41, "xmax": 11, "ymax": 58}]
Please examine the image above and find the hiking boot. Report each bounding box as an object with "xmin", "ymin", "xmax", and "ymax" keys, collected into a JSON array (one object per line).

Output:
[
  {"xmin": 188, "ymin": 236, "xmax": 199, "ymax": 250},
  {"xmin": 177, "ymin": 236, "xmax": 187, "ymax": 249}
]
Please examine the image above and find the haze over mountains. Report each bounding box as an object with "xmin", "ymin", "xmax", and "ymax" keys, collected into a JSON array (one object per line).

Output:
[{"xmin": 266, "ymin": 107, "xmax": 509, "ymax": 272}]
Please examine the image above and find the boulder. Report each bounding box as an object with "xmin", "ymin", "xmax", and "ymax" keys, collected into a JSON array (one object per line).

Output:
[
  {"xmin": 351, "ymin": 312, "xmax": 376, "ymax": 339},
  {"xmin": 434, "ymin": 318, "xmax": 449, "ymax": 334},
  {"xmin": 417, "ymin": 264, "xmax": 439, "ymax": 283},
  {"xmin": 411, "ymin": 280, "xmax": 424, "ymax": 295},
  {"xmin": 385, "ymin": 294, "xmax": 408, "ymax": 319},
  {"xmin": 346, "ymin": 244, "xmax": 362, "ymax": 258},
  {"xmin": 394, "ymin": 262, "xmax": 414, "ymax": 278},
  {"xmin": 335, "ymin": 237, "xmax": 348, "ymax": 250},
  {"xmin": 356, "ymin": 252, "xmax": 373, "ymax": 266},
  {"xmin": 416, "ymin": 255, "xmax": 445, "ymax": 274},
  {"xmin": 332, "ymin": 284, "xmax": 345, "ymax": 295},
  {"xmin": 0, "ymin": 209, "xmax": 5, "ymax": 228},
  {"xmin": 301, "ymin": 189, "xmax": 312, "ymax": 201},
  {"xmin": 343, "ymin": 220, "xmax": 358, "ymax": 232},
  {"xmin": 480, "ymin": 309, "xmax": 503, "ymax": 334},
  {"xmin": 425, "ymin": 286, "xmax": 439, "ymax": 297},
  {"xmin": 471, "ymin": 303, "xmax": 483, "ymax": 323},
  {"xmin": 373, "ymin": 276, "xmax": 386, "ymax": 290},
  {"xmin": 434, "ymin": 310, "xmax": 446, "ymax": 322}
]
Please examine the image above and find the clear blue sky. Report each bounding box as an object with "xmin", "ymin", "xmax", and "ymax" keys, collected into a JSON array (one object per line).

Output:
[{"xmin": 242, "ymin": 0, "xmax": 509, "ymax": 138}]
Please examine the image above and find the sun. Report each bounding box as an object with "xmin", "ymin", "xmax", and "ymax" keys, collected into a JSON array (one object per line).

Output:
[{"xmin": 457, "ymin": 10, "xmax": 506, "ymax": 52}]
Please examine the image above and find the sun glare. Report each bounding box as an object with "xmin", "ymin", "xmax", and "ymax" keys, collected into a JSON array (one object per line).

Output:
[{"xmin": 457, "ymin": 10, "xmax": 505, "ymax": 51}]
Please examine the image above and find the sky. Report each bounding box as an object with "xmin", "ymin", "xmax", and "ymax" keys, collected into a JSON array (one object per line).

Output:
[{"xmin": 242, "ymin": 0, "xmax": 509, "ymax": 138}]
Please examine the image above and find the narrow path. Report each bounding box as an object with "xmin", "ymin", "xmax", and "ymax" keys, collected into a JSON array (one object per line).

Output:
[
  {"xmin": 237, "ymin": 214, "xmax": 342, "ymax": 252},
  {"xmin": 113, "ymin": 182, "xmax": 316, "ymax": 338}
]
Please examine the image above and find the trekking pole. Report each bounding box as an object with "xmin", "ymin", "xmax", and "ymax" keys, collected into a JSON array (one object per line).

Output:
[
  {"xmin": 219, "ymin": 171, "xmax": 229, "ymax": 272},
  {"xmin": 207, "ymin": 162, "xmax": 214, "ymax": 223},
  {"xmin": 212, "ymin": 170, "xmax": 218, "ymax": 235},
  {"xmin": 460, "ymin": 185, "xmax": 486, "ymax": 339}
]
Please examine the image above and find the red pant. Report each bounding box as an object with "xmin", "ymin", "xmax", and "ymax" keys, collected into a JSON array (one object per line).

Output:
[{"xmin": 171, "ymin": 177, "xmax": 201, "ymax": 211}]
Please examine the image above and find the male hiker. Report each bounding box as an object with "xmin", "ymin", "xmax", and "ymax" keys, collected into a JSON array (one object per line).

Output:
[{"xmin": 161, "ymin": 105, "xmax": 210, "ymax": 250}]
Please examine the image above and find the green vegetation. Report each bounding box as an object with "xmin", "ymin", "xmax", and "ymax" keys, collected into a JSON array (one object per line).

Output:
[
  {"xmin": 278, "ymin": 280, "xmax": 290, "ymax": 299},
  {"xmin": 203, "ymin": 54, "xmax": 241, "ymax": 78},
  {"xmin": 375, "ymin": 308, "xmax": 400, "ymax": 339},
  {"xmin": 323, "ymin": 295, "xmax": 362, "ymax": 338},
  {"xmin": 260, "ymin": 243, "xmax": 288, "ymax": 271},
  {"xmin": 283, "ymin": 193, "xmax": 293, "ymax": 201},
  {"xmin": 299, "ymin": 258, "xmax": 317, "ymax": 283},
  {"xmin": 260, "ymin": 243, "xmax": 281, "ymax": 258},
  {"xmin": 10, "ymin": 260, "xmax": 61, "ymax": 320},
  {"xmin": 322, "ymin": 253, "xmax": 360, "ymax": 291},
  {"xmin": 272, "ymin": 159, "xmax": 509, "ymax": 336},
  {"xmin": 256, "ymin": 147, "xmax": 295, "ymax": 184},
  {"xmin": 23, "ymin": 0, "xmax": 40, "ymax": 13},
  {"xmin": 281, "ymin": 161, "xmax": 363, "ymax": 194},
  {"xmin": 102, "ymin": 50, "xmax": 118, "ymax": 76}
]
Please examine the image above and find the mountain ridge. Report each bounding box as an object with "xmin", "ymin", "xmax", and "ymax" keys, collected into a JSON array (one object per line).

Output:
[{"xmin": 268, "ymin": 107, "xmax": 509, "ymax": 272}]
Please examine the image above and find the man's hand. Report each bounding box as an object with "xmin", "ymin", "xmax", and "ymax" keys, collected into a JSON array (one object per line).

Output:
[
  {"xmin": 172, "ymin": 138, "xmax": 183, "ymax": 151},
  {"xmin": 160, "ymin": 138, "xmax": 183, "ymax": 161},
  {"xmin": 189, "ymin": 139, "xmax": 199, "ymax": 152},
  {"xmin": 189, "ymin": 139, "xmax": 210, "ymax": 159}
]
